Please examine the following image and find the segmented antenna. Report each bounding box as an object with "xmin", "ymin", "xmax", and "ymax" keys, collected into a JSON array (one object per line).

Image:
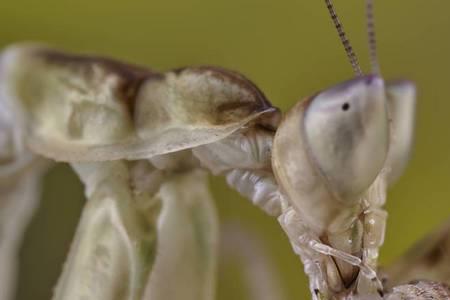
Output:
[
  {"xmin": 366, "ymin": 0, "xmax": 380, "ymax": 74},
  {"xmin": 324, "ymin": 0, "xmax": 363, "ymax": 76}
]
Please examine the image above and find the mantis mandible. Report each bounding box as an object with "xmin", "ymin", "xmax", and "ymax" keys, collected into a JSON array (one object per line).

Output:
[{"xmin": 0, "ymin": 0, "xmax": 449, "ymax": 299}]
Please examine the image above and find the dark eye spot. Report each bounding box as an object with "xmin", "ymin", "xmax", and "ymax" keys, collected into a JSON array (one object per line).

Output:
[{"xmin": 342, "ymin": 103, "xmax": 350, "ymax": 111}]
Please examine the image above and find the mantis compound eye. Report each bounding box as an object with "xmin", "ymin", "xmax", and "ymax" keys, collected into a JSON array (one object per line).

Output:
[
  {"xmin": 304, "ymin": 75, "xmax": 389, "ymax": 204},
  {"xmin": 384, "ymin": 80, "xmax": 416, "ymax": 184}
]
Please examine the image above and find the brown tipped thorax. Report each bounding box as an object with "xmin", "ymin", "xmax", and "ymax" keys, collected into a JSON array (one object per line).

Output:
[{"xmin": 171, "ymin": 66, "xmax": 277, "ymax": 125}]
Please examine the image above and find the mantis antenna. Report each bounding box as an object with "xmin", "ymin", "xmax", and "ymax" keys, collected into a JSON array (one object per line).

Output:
[
  {"xmin": 324, "ymin": 0, "xmax": 363, "ymax": 76},
  {"xmin": 366, "ymin": 0, "xmax": 380, "ymax": 74}
]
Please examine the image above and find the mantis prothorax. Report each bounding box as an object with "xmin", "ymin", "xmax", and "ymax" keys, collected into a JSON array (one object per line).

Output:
[{"xmin": 0, "ymin": 0, "xmax": 449, "ymax": 299}]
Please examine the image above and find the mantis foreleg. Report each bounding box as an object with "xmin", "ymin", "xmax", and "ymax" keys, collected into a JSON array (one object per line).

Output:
[
  {"xmin": 0, "ymin": 167, "xmax": 44, "ymax": 300},
  {"xmin": 143, "ymin": 169, "xmax": 218, "ymax": 300},
  {"xmin": 53, "ymin": 161, "xmax": 159, "ymax": 300}
]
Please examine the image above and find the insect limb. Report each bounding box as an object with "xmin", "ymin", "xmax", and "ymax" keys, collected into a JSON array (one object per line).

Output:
[
  {"xmin": 220, "ymin": 222, "xmax": 286, "ymax": 300},
  {"xmin": 356, "ymin": 173, "xmax": 388, "ymax": 293},
  {"xmin": 143, "ymin": 169, "xmax": 218, "ymax": 300},
  {"xmin": 53, "ymin": 161, "xmax": 159, "ymax": 300},
  {"xmin": 304, "ymin": 234, "xmax": 384, "ymax": 296},
  {"xmin": 324, "ymin": 0, "xmax": 363, "ymax": 76},
  {"xmin": 225, "ymin": 169, "xmax": 281, "ymax": 216},
  {"xmin": 307, "ymin": 239, "xmax": 363, "ymax": 268},
  {"xmin": 279, "ymin": 207, "xmax": 365, "ymax": 269},
  {"xmin": 354, "ymin": 178, "xmax": 389, "ymax": 295},
  {"xmin": 193, "ymin": 128, "xmax": 282, "ymax": 216},
  {"xmin": 362, "ymin": 208, "xmax": 387, "ymax": 264},
  {"xmin": 0, "ymin": 167, "xmax": 45, "ymax": 300},
  {"xmin": 278, "ymin": 206, "xmax": 384, "ymax": 296},
  {"xmin": 306, "ymin": 239, "xmax": 381, "ymax": 286},
  {"xmin": 0, "ymin": 55, "xmax": 36, "ymax": 180},
  {"xmin": 0, "ymin": 71, "xmax": 49, "ymax": 300},
  {"xmin": 56, "ymin": 160, "xmax": 218, "ymax": 300},
  {"xmin": 277, "ymin": 207, "xmax": 332, "ymax": 294}
]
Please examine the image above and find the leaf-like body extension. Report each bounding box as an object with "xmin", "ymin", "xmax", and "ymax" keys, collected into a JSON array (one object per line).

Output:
[
  {"xmin": 0, "ymin": 167, "xmax": 44, "ymax": 300},
  {"xmin": 53, "ymin": 162, "xmax": 158, "ymax": 300},
  {"xmin": 144, "ymin": 170, "xmax": 218, "ymax": 300},
  {"xmin": 0, "ymin": 103, "xmax": 48, "ymax": 300},
  {"xmin": 384, "ymin": 80, "xmax": 416, "ymax": 185},
  {"xmin": 221, "ymin": 223, "xmax": 285, "ymax": 300},
  {"xmin": 0, "ymin": 44, "xmax": 277, "ymax": 162}
]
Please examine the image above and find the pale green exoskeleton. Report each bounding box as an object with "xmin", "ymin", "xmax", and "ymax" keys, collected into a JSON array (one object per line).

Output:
[
  {"xmin": 0, "ymin": 0, "xmax": 448, "ymax": 299},
  {"xmin": 0, "ymin": 42, "xmax": 280, "ymax": 300}
]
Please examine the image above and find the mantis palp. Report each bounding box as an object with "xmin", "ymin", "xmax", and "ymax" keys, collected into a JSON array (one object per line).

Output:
[{"xmin": 0, "ymin": 0, "xmax": 449, "ymax": 299}]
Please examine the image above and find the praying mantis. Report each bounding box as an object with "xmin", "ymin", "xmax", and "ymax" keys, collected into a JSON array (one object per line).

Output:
[{"xmin": 0, "ymin": 0, "xmax": 449, "ymax": 299}]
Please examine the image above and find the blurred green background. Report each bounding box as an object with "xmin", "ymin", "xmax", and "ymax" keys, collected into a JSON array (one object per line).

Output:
[{"xmin": 0, "ymin": 0, "xmax": 449, "ymax": 299}]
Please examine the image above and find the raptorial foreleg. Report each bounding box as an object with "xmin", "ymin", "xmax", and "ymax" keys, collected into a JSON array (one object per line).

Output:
[
  {"xmin": 52, "ymin": 161, "xmax": 160, "ymax": 300},
  {"xmin": 193, "ymin": 128, "xmax": 282, "ymax": 216}
]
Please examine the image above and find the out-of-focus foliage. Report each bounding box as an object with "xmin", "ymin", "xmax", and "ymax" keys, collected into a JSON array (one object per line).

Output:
[{"xmin": 0, "ymin": 0, "xmax": 449, "ymax": 299}]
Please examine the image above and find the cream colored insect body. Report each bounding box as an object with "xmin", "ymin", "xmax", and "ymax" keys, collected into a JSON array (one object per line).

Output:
[
  {"xmin": 0, "ymin": 1, "xmax": 448, "ymax": 300},
  {"xmin": 0, "ymin": 43, "xmax": 281, "ymax": 300}
]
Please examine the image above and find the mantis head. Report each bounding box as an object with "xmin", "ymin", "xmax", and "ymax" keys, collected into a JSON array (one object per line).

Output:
[
  {"xmin": 272, "ymin": 0, "xmax": 416, "ymax": 233},
  {"xmin": 272, "ymin": 75, "xmax": 391, "ymax": 230},
  {"xmin": 271, "ymin": 0, "xmax": 417, "ymax": 297}
]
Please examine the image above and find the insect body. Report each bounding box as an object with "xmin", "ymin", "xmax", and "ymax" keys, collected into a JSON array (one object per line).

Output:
[
  {"xmin": 0, "ymin": 1, "xmax": 448, "ymax": 300},
  {"xmin": 272, "ymin": 74, "xmax": 417, "ymax": 299},
  {"xmin": 0, "ymin": 43, "xmax": 281, "ymax": 300},
  {"xmin": 270, "ymin": 1, "xmax": 417, "ymax": 297}
]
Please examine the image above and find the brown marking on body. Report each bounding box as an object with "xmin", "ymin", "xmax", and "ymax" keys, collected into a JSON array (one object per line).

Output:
[
  {"xmin": 424, "ymin": 227, "xmax": 450, "ymax": 266},
  {"xmin": 38, "ymin": 49, "xmax": 165, "ymax": 117},
  {"xmin": 38, "ymin": 50, "xmax": 278, "ymax": 127},
  {"xmin": 319, "ymin": 234, "xmax": 361, "ymax": 290},
  {"xmin": 174, "ymin": 66, "xmax": 280, "ymax": 128},
  {"xmin": 425, "ymin": 244, "xmax": 445, "ymax": 266},
  {"xmin": 174, "ymin": 66, "xmax": 274, "ymax": 111}
]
